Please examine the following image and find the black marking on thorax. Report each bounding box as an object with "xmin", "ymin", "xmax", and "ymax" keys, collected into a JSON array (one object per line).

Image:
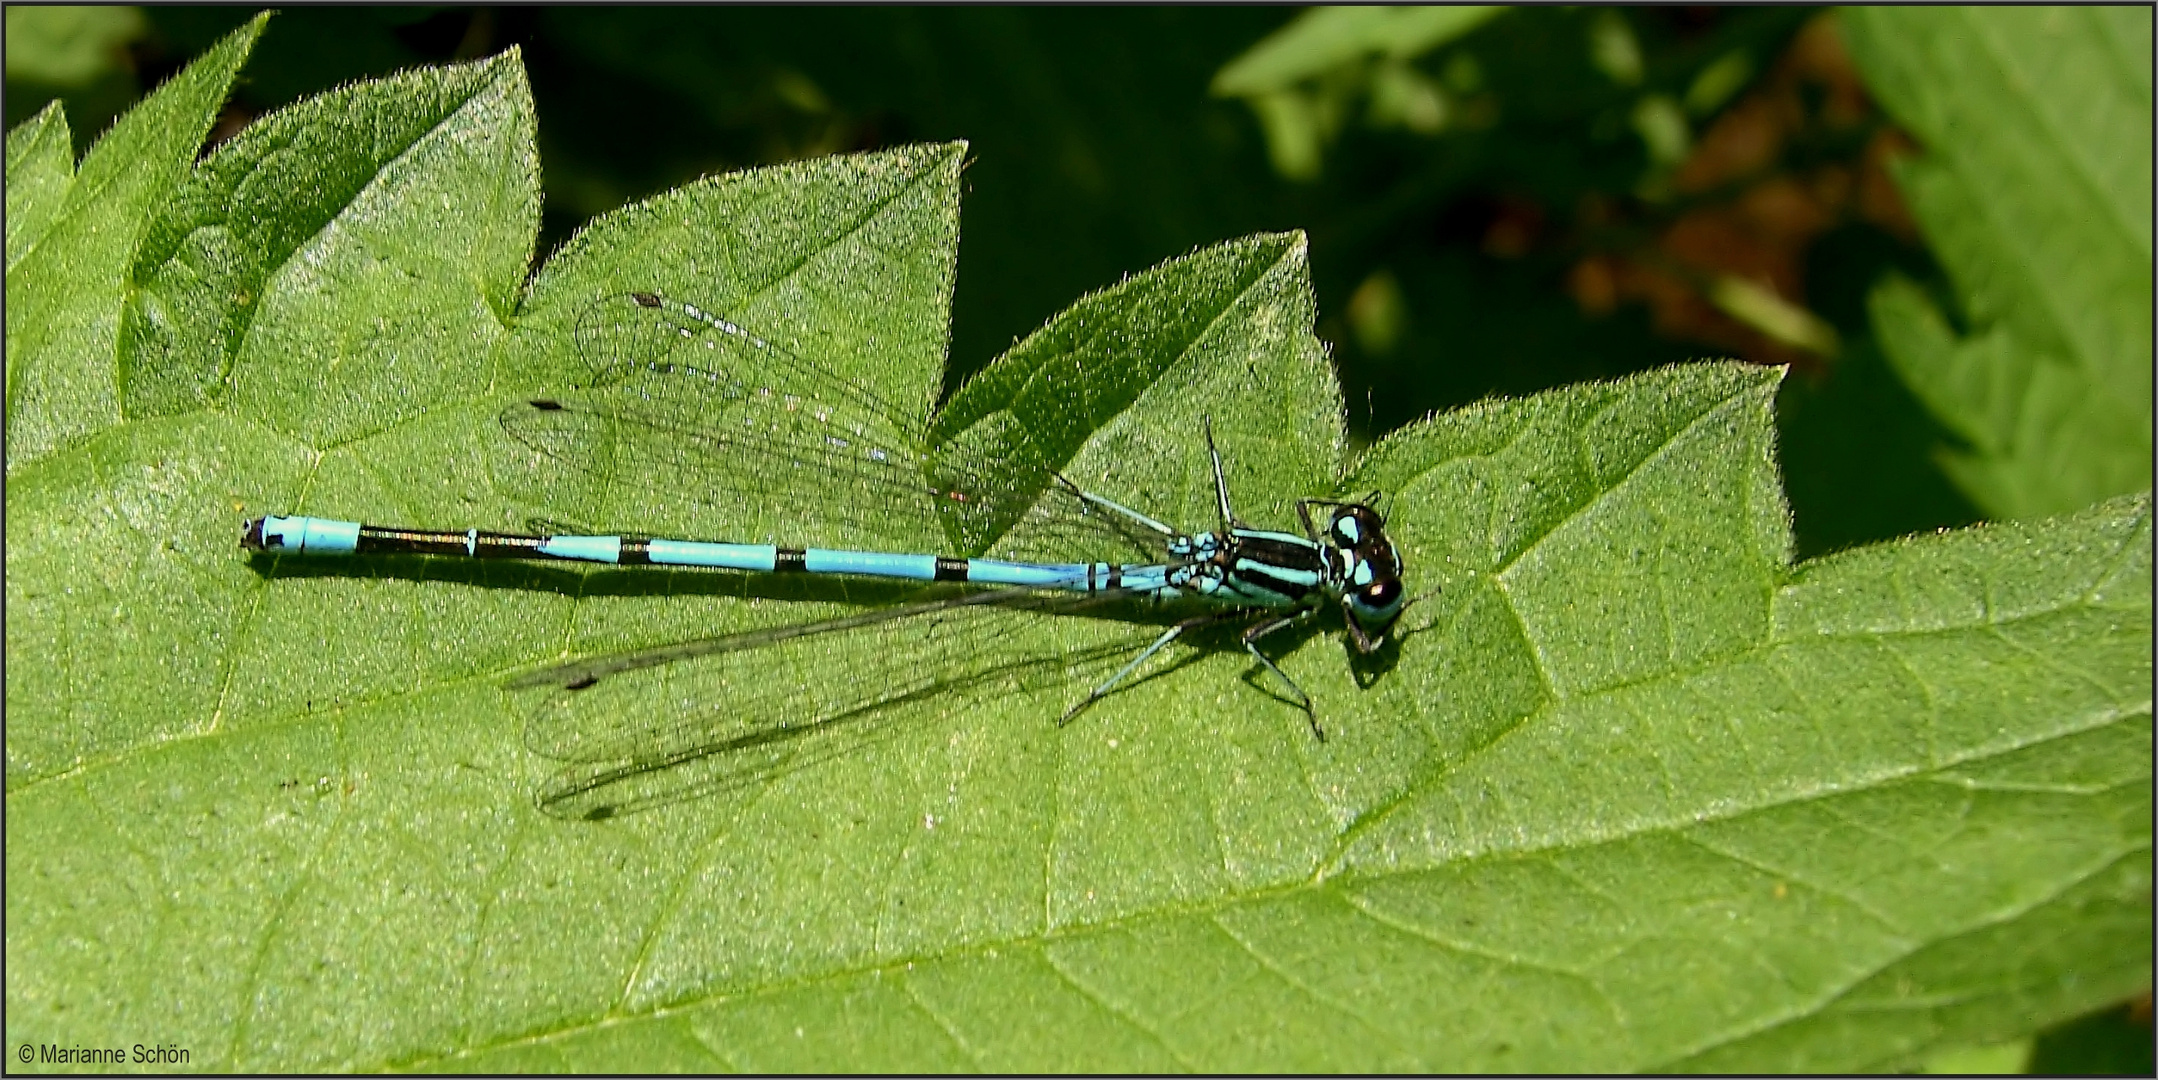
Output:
[{"xmin": 1223, "ymin": 532, "xmax": 1328, "ymax": 601}]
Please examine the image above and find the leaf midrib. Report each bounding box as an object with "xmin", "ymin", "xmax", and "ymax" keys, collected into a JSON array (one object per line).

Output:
[
  {"xmin": 1655, "ymin": 845, "xmax": 2149, "ymax": 1071},
  {"xmin": 1961, "ymin": 8, "xmax": 2152, "ymax": 261}
]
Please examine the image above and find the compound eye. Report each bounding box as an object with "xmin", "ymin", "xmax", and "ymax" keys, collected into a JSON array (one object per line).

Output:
[{"xmin": 1360, "ymin": 577, "xmax": 1403, "ymax": 611}]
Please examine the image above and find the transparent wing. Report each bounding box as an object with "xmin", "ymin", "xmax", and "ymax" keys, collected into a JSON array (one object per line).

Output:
[
  {"xmin": 499, "ymin": 291, "xmax": 1164, "ymax": 560},
  {"xmin": 499, "ymin": 292, "xmax": 942, "ymax": 548},
  {"xmin": 512, "ymin": 586, "xmax": 1168, "ymax": 820}
]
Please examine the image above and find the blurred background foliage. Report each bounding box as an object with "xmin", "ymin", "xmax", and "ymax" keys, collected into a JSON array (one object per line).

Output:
[{"xmin": 6, "ymin": 7, "xmax": 2147, "ymax": 1070}]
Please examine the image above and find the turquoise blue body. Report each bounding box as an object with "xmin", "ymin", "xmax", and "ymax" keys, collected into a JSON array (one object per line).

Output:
[{"xmin": 244, "ymin": 514, "xmax": 1305, "ymax": 606}]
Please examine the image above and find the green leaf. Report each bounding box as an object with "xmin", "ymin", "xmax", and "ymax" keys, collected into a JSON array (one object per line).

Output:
[
  {"xmin": 3, "ymin": 5, "xmax": 148, "ymax": 87},
  {"xmin": 1842, "ymin": 7, "xmax": 2153, "ymax": 520},
  {"xmin": 1211, "ymin": 7, "xmax": 1504, "ymax": 96},
  {"xmin": 5, "ymin": 100, "xmax": 74, "ymax": 270},
  {"xmin": 6, "ymin": 44, "xmax": 2150, "ymax": 1072},
  {"xmin": 1210, "ymin": 7, "xmax": 1504, "ymax": 181},
  {"xmin": 120, "ymin": 52, "xmax": 541, "ymax": 423},
  {"xmin": 1920, "ymin": 1038, "xmax": 2030, "ymax": 1074},
  {"xmin": 5, "ymin": 13, "xmax": 264, "ymax": 471}
]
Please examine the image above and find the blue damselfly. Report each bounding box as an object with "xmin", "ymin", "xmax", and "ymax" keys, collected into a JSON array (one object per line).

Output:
[{"xmin": 243, "ymin": 292, "xmax": 1411, "ymax": 818}]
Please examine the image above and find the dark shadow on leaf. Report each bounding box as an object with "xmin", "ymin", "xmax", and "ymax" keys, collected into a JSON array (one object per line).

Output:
[{"xmin": 1347, "ymin": 629, "xmax": 1404, "ymax": 689}]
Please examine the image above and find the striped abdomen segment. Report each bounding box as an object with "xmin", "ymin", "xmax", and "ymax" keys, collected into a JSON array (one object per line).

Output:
[{"xmin": 243, "ymin": 515, "xmax": 1132, "ymax": 593}]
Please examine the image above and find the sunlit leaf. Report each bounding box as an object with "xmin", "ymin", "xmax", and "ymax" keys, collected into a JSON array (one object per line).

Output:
[{"xmin": 6, "ymin": 35, "xmax": 2148, "ymax": 1072}]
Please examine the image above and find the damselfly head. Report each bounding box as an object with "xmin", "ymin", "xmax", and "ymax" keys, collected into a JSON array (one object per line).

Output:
[{"xmin": 1324, "ymin": 503, "xmax": 1407, "ymax": 652}]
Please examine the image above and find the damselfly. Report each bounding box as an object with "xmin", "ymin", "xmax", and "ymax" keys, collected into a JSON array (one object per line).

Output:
[{"xmin": 242, "ymin": 291, "xmax": 1411, "ymax": 818}]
